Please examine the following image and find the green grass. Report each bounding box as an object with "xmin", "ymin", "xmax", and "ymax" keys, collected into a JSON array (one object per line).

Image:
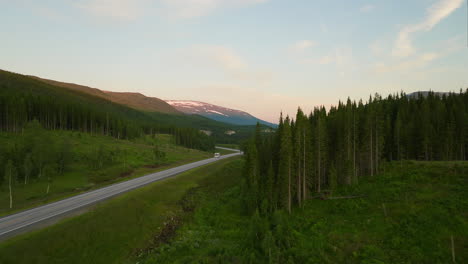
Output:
[
  {"xmin": 138, "ymin": 161, "xmax": 468, "ymax": 263},
  {"xmin": 286, "ymin": 161, "xmax": 468, "ymax": 263},
  {"xmin": 0, "ymin": 156, "xmax": 242, "ymax": 264},
  {"xmin": 0, "ymin": 131, "xmax": 211, "ymax": 216}
]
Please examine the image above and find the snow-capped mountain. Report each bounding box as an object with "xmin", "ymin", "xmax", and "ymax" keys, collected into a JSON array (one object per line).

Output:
[{"xmin": 166, "ymin": 100, "xmax": 277, "ymax": 127}]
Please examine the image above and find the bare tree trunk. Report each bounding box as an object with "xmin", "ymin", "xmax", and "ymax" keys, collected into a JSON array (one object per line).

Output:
[
  {"xmin": 46, "ymin": 180, "xmax": 50, "ymax": 195},
  {"xmin": 297, "ymin": 160, "xmax": 301, "ymax": 207},
  {"xmin": 376, "ymin": 127, "xmax": 379, "ymax": 173},
  {"xmin": 303, "ymin": 129, "xmax": 306, "ymax": 201},
  {"xmin": 353, "ymin": 113, "xmax": 357, "ymax": 181},
  {"xmin": 370, "ymin": 126, "xmax": 374, "ymax": 176},
  {"xmin": 288, "ymin": 159, "xmax": 291, "ymax": 214},
  {"xmin": 297, "ymin": 130, "xmax": 302, "ymax": 207},
  {"xmin": 9, "ymin": 167, "xmax": 12, "ymax": 209},
  {"xmin": 397, "ymin": 124, "xmax": 400, "ymax": 160},
  {"xmin": 451, "ymin": 235, "xmax": 456, "ymax": 263},
  {"xmin": 347, "ymin": 118, "xmax": 351, "ymax": 185},
  {"xmin": 106, "ymin": 113, "xmax": 109, "ymax": 136},
  {"xmin": 318, "ymin": 117, "xmax": 321, "ymax": 193}
]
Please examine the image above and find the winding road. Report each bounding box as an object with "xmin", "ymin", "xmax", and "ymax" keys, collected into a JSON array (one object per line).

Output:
[{"xmin": 0, "ymin": 147, "xmax": 241, "ymax": 241}]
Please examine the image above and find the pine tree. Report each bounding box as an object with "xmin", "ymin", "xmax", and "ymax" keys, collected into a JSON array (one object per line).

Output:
[
  {"xmin": 245, "ymin": 140, "xmax": 259, "ymax": 212},
  {"xmin": 278, "ymin": 117, "xmax": 292, "ymax": 213}
]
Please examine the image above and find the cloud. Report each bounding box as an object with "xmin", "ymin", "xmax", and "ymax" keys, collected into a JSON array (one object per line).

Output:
[
  {"xmin": 76, "ymin": 0, "xmax": 148, "ymax": 21},
  {"xmin": 301, "ymin": 47, "xmax": 354, "ymax": 72},
  {"xmin": 360, "ymin": 4, "xmax": 375, "ymax": 13},
  {"xmin": 375, "ymin": 33, "xmax": 464, "ymax": 74},
  {"xmin": 188, "ymin": 45, "xmax": 273, "ymax": 83},
  {"xmin": 159, "ymin": 0, "xmax": 269, "ymax": 19},
  {"xmin": 375, "ymin": 52, "xmax": 440, "ymax": 73},
  {"xmin": 314, "ymin": 47, "xmax": 353, "ymax": 63},
  {"xmin": 320, "ymin": 22, "xmax": 329, "ymax": 33},
  {"xmin": 393, "ymin": 0, "xmax": 463, "ymax": 57},
  {"xmin": 194, "ymin": 45, "xmax": 247, "ymax": 70},
  {"xmin": 319, "ymin": 56, "xmax": 333, "ymax": 64},
  {"xmin": 289, "ymin": 40, "xmax": 317, "ymax": 53},
  {"xmin": 369, "ymin": 39, "xmax": 386, "ymax": 56},
  {"xmin": 75, "ymin": 0, "xmax": 268, "ymax": 21}
]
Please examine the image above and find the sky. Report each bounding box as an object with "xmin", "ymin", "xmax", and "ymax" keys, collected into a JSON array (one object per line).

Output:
[{"xmin": 1, "ymin": 0, "xmax": 467, "ymax": 123}]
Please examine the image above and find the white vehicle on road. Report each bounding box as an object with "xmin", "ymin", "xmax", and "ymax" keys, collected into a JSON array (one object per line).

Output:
[{"xmin": 214, "ymin": 153, "xmax": 220, "ymax": 158}]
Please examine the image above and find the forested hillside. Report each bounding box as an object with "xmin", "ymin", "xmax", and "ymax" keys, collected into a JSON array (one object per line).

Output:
[
  {"xmin": 0, "ymin": 70, "xmax": 214, "ymax": 151},
  {"xmin": 244, "ymin": 90, "xmax": 468, "ymax": 213},
  {"xmin": 30, "ymin": 75, "xmax": 181, "ymax": 114}
]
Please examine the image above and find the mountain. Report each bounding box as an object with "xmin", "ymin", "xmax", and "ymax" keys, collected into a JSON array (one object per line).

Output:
[
  {"xmin": 166, "ymin": 100, "xmax": 277, "ymax": 128},
  {"xmin": 1, "ymin": 69, "xmax": 266, "ymax": 145},
  {"xmin": 406, "ymin": 91, "xmax": 452, "ymax": 99},
  {"xmin": 29, "ymin": 76, "xmax": 180, "ymax": 114}
]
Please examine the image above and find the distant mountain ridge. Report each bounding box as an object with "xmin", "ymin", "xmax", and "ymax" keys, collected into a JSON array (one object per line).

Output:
[
  {"xmin": 166, "ymin": 100, "xmax": 277, "ymax": 127},
  {"xmin": 29, "ymin": 76, "xmax": 180, "ymax": 114},
  {"xmin": 406, "ymin": 91, "xmax": 452, "ymax": 98}
]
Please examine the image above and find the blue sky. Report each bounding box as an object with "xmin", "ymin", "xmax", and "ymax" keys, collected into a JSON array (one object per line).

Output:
[{"xmin": 1, "ymin": 0, "xmax": 467, "ymax": 122}]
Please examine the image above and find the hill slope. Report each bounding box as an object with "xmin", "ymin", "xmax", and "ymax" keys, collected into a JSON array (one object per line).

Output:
[
  {"xmin": 167, "ymin": 100, "xmax": 277, "ymax": 127},
  {"xmin": 29, "ymin": 76, "xmax": 180, "ymax": 114},
  {"xmin": 0, "ymin": 69, "xmax": 262, "ymax": 145},
  {"xmin": 0, "ymin": 69, "xmax": 216, "ymax": 150}
]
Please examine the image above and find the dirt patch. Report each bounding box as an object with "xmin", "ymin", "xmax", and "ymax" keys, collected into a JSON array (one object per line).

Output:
[
  {"xmin": 118, "ymin": 170, "xmax": 133, "ymax": 178},
  {"xmin": 133, "ymin": 212, "xmax": 183, "ymax": 257},
  {"xmin": 143, "ymin": 164, "xmax": 161, "ymax": 169},
  {"xmin": 132, "ymin": 186, "xmax": 201, "ymax": 258}
]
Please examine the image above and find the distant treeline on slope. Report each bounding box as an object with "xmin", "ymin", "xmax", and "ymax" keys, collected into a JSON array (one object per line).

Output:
[
  {"xmin": 0, "ymin": 70, "xmax": 214, "ymax": 151},
  {"xmin": 243, "ymin": 90, "xmax": 468, "ymax": 213}
]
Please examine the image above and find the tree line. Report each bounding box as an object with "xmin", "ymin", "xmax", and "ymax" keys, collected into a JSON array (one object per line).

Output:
[{"xmin": 243, "ymin": 90, "xmax": 468, "ymax": 214}]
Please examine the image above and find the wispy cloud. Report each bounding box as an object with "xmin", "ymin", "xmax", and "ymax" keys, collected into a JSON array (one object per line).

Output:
[
  {"xmin": 318, "ymin": 56, "xmax": 333, "ymax": 64},
  {"xmin": 198, "ymin": 45, "xmax": 247, "ymax": 71},
  {"xmin": 306, "ymin": 47, "xmax": 353, "ymax": 67},
  {"xmin": 375, "ymin": 52, "xmax": 440, "ymax": 73},
  {"xmin": 376, "ymin": 35, "xmax": 464, "ymax": 73},
  {"xmin": 393, "ymin": 0, "xmax": 463, "ymax": 57},
  {"xmin": 159, "ymin": 0, "xmax": 268, "ymax": 19},
  {"xmin": 289, "ymin": 40, "xmax": 317, "ymax": 53},
  {"xmin": 360, "ymin": 4, "xmax": 375, "ymax": 13},
  {"xmin": 75, "ymin": 0, "xmax": 268, "ymax": 21},
  {"xmin": 320, "ymin": 22, "xmax": 329, "ymax": 33},
  {"xmin": 29, "ymin": 5, "xmax": 67, "ymax": 22},
  {"xmin": 188, "ymin": 45, "xmax": 273, "ymax": 83},
  {"xmin": 369, "ymin": 39, "xmax": 388, "ymax": 57},
  {"xmin": 76, "ymin": 0, "xmax": 148, "ymax": 21}
]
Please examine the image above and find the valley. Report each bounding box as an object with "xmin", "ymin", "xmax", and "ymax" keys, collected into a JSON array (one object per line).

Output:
[{"xmin": 1, "ymin": 1, "xmax": 467, "ymax": 262}]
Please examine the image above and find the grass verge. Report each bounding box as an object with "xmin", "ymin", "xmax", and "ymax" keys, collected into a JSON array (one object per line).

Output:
[{"xmin": 0, "ymin": 156, "xmax": 242, "ymax": 264}]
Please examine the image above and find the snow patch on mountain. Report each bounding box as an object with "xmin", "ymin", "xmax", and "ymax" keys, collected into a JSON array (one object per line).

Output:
[
  {"xmin": 207, "ymin": 110, "xmax": 228, "ymax": 116},
  {"xmin": 165, "ymin": 100, "xmax": 276, "ymax": 127}
]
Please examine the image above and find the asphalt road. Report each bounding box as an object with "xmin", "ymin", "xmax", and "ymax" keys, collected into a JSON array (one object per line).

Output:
[
  {"xmin": 215, "ymin": 146, "xmax": 242, "ymax": 152},
  {"xmin": 0, "ymin": 147, "xmax": 241, "ymax": 241}
]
